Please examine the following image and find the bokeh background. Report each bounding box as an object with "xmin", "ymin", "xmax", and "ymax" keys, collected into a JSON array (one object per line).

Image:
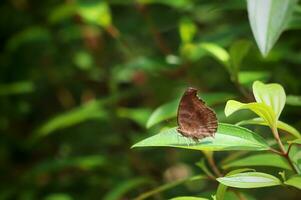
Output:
[{"xmin": 1, "ymin": 0, "xmax": 301, "ymax": 199}]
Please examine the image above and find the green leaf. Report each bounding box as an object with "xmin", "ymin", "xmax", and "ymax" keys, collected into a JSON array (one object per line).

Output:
[
  {"xmin": 179, "ymin": 17, "xmax": 197, "ymax": 43},
  {"xmin": 117, "ymin": 107, "xmax": 152, "ymax": 127},
  {"xmin": 288, "ymin": 138, "xmax": 301, "ymax": 145},
  {"xmin": 247, "ymin": 0, "xmax": 298, "ymax": 56},
  {"xmin": 133, "ymin": 123, "xmax": 269, "ymax": 151},
  {"xmin": 225, "ymin": 100, "xmax": 276, "ymax": 128},
  {"xmin": 134, "ymin": 175, "xmax": 205, "ymax": 200},
  {"xmin": 147, "ymin": 92, "xmax": 235, "ymax": 128},
  {"xmin": 170, "ymin": 197, "xmax": 208, "ymax": 200},
  {"xmin": 44, "ymin": 194, "xmax": 73, "ymax": 200},
  {"xmin": 103, "ymin": 178, "xmax": 150, "ymax": 200},
  {"xmin": 237, "ymin": 118, "xmax": 301, "ymax": 138},
  {"xmin": 217, "ymin": 172, "xmax": 281, "ymax": 188},
  {"xmin": 284, "ymin": 175, "xmax": 301, "ymax": 189},
  {"xmin": 216, "ymin": 168, "xmax": 254, "ymax": 200},
  {"xmin": 238, "ymin": 71, "xmax": 270, "ymax": 86},
  {"xmin": 0, "ymin": 81, "xmax": 34, "ymax": 96},
  {"xmin": 34, "ymin": 100, "xmax": 106, "ymax": 139},
  {"xmin": 78, "ymin": 2, "xmax": 112, "ymax": 28},
  {"xmin": 253, "ymin": 81, "xmax": 286, "ymax": 120},
  {"xmin": 223, "ymin": 153, "xmax": 292, "ymax": 170},
  {"xmin": 229, "ymin": 40, "xmax": 251, "ymax": 75},
  {"xmin": 286, "ymin": 95, "xmax": 301, "ymax": 106},
  {"xmin": 200, "ymin": 43, "xmax": 230, "ymax": 69}
]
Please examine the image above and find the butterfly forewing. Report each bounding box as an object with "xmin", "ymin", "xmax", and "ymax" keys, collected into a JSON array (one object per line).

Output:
[{"xmin": 177, "ymin": 87, "xmax": 218, "ymax": 140}]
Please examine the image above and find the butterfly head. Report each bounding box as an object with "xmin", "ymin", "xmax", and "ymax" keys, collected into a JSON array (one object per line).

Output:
[{"xmin": 185, "ymin": 87, "xmax": 198, "ymax": 96}]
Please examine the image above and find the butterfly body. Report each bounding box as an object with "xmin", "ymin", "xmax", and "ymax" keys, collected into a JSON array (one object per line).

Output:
[{"xmin": 177, "ymin": 87, "xmax": 217, "ymax": 140}]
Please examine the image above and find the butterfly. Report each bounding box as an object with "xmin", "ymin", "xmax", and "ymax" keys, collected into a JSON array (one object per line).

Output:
[{"xmin": 177, "ymin": 87, "xmax": 218, "ymax": 140}]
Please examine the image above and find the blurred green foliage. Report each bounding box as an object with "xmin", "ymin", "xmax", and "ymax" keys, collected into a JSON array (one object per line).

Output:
[{"xmin": 0, "ymin": 0, "xmax": 301, "ymax": 199}]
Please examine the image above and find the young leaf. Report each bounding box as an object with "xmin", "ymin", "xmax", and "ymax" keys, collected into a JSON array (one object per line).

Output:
[
  {"xmin": 133, "ymin": 123, "xmax": 269, "ymax": 151},
  {"xmin": 217, "ymin": 172, "xmax": 281, "ymax": 188},
  {"xmin": 223, "ymin": 153, "xmax": 292, "ymax": 170},
  {"xmin": 247, "ymin": 0, "xmax": 298, "ymax": 56},
  {"xmin": 284, "ymin": 175, "xmax": 301, "ymax": 189},
  {"xmin": 224, "ymin": 100, "xmax": 276, "ymax": 128},
  {"xmin": 253, "ymin": 81, "xmax": 286, "ymax": 120},
  {"xmin": 237, "ymin": 118, "xmax": 301, "ymax": 138}
]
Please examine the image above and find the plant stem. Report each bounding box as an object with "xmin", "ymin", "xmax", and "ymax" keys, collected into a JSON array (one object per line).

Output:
[
  {"xmin": 204, "ymin": 152, "xmax": 223, "ymax": 177},
  {"xmin": 272, "ymin": 127, "xmax": 286, "ymax": 154},
  {"xmin": 271, "ymin": 127, "xmax": 298, "ymax": 173}
]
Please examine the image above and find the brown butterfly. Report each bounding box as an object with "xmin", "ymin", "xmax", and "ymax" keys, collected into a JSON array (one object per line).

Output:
[{"xmin": 177, "ymin": 87, "xmax": 218, "ymax": 140}]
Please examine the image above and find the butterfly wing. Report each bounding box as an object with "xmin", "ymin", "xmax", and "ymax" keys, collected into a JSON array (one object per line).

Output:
[{"xmin": 177, "ymin": 88, "xmax": 218, "ymax": 139}]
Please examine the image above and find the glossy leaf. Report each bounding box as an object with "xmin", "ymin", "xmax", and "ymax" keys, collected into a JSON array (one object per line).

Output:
[
  {"xmin": 217, "ymin": 172, "xmax": 281, "ymax": 188},
  {"xmin": 253, "ymin": 81, "xmax": 286, "ymax": 120},
  {"xmin": 284, "ymin": 175, "xmax": 301, "ymax": 189},
  {"xmin": 223, "ymin": 153, "xmax": 292, "ymax": 170},
  {"xmin": 247, "ymin": 0, "xmax": 298, "ymax": 56},
  {"xmin": 133, "ymin": 123, "xmax": 269, "ymax": 151},
  {"xmin": 237, "ymin": 118, "xmax": 301, "ymax": 138},
  {"xmin": 147, "ymin": 92, "xmax": 235, "ymax": 128},
  {"xmin": 216, "ymin": 168, "xmax": 254, "ymax": 200}
]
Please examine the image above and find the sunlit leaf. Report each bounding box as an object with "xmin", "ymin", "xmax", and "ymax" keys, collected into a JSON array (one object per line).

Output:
[
  {"xmin": 223, "ymin": 153, "xmax": 292, "ymax": 170},
  {"xmin": 284, "ymin": 175, "xmax": 301, "ymax": 189},
  {"xmin": 133, "ymin": 123, "xmax": 269, "ymax": 151},
  {"xmin": 253, "ymin": 81, "xmax": 286, "ymax": 120},
  {"xmin": 78, "ymin": 2, "xmax": 112, "ymax": 28},
  {"xmin": 286, "ymin": 95, "xmax": 301, "ymax": 106},
  {"xmin": 247, "ymin": 0, "xmax": 298, "ymax": 56},
  {"xmin": 237, "ymin": 118, "xmax": 301, "ymax": 138},
  {"xmin": 147, "ymin": 92, "xmax": 235, "ymax": 128},
  {"xmin": 217, "ymin": 172, "xmax": 281, "ymax": 188},
  {"xmin": 179, "ymin": 17, "xmax": 197, "ymax": 43}
]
